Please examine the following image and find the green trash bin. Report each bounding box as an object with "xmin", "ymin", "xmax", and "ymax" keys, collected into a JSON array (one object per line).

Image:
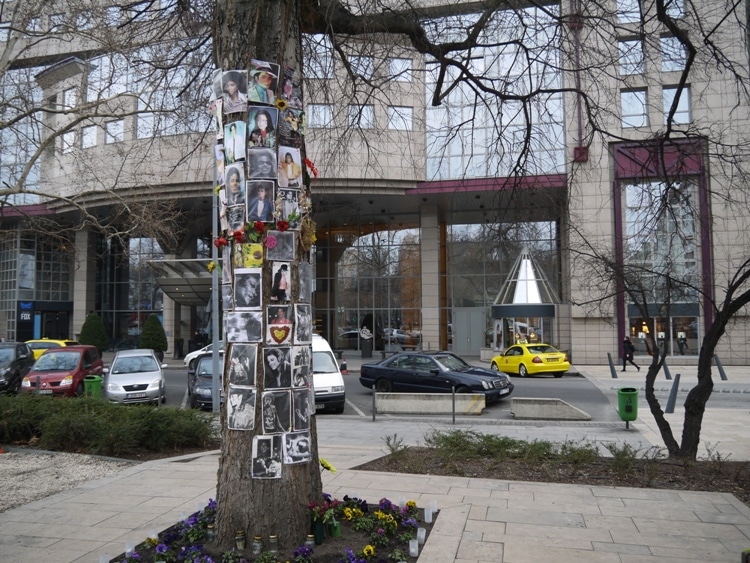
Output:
[
  {"xmin": 617, "ymin": 387, "xmax": 638, "ymax": 422},
  {"xmin": 84, "ymin": 375, "xmax": 102, "ymax": 399}
]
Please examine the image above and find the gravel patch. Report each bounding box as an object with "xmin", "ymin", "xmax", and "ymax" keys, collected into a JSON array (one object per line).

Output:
[{"xmin": 0, "ymin": 449, "xmax": 135, "ymax": 512}]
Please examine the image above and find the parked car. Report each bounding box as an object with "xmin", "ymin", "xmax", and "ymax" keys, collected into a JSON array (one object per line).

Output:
[
  {"xmin": 25, "ymin": 338, "xmax": 79, "ymax": 360},
  {"xmin": 0, "ymin": 342, "xmax": 35, "ymax": 394},
  {"xmin": 490, "ymin": 343, "xmax": 570, "ymax": 378},
  {"xmin": 184, "ymin": 340, "xmax": 225, "ymax": 368},
  {"xmin": 312, "ymin": 335, "xmax": 346, "ymax": 413},
  {"xmin": 21, "ymin": 345, "xmax": 103, "ymax": 397},
  {"xmin": 359, "ymin": 351, "xmax": 513, "ymax": 402},
  {"xmin": 393, "ymin": 329, "xmax": 421, "ymax": 349},
  {"xmin": 103, "ymin": 349, "xmax": 167, "ymax": 404},
  {"xmin": 336, "ymin": 330, "xmax": 360, "ymax": 349},
  {"xmin": 187, "ymin": 352, "xmax": 224, "ymax": 409}
]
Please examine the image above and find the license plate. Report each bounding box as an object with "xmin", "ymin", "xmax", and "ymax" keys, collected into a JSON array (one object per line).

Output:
[
  {"xmin": 315, "ymin": 403, "xmax": 324, "ymax": 410},
  {"xmin": 499, "ymin": 388, "xmax": 510, "ymax": 394},
  {"xmin": 38, "ymin": 389, "xmax": 53, "ymax": 395},
  {"xmin": 127, "ymin": 392, "xmax": 147, "ymax": 399}
]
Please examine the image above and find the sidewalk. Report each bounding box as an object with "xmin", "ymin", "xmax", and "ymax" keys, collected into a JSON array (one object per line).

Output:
[{"xmin": 2, "ymin": 361, "xmax": 749, "ymax": 562}]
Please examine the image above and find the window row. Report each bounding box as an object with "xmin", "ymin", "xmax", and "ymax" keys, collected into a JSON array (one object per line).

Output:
[
  {"xmin": 619, "ymin": 36, "xmax": 687, "ymax": 75},
  {"xmin": 304, "ymin": 36, "xmax": 413, "ymax": 83},
  {"xmin": 307, "ymin": 104, "xmax": 413, "ymax": 131},
  {"xmin": 621, "ymin": 86, "xmax": 690, "ymax": 127}
]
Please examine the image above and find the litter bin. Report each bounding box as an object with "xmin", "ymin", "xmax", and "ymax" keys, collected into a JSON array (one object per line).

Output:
[
  {"xmin": 617, "ymin": 387, "xmax": 638, "ymax": 422},
  {"xmin": 84, "ymin": 375, "xmax": 102, "ymax": 399},
  {"xmin": 361, "ymin": 337, "xmax": 373, "ymax": 359}
]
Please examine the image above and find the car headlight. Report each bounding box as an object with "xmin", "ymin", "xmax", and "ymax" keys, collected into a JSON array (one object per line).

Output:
[
  {"xmin": 61, "ymin": 375, "xmax": 73, "ymax": 387},
  {"xmin": 196, "ymin": 387, "xmax": 211, "ymax": 396},
  {"xmin": 106, "ymin": 382, "xmax": 122, "ymax": 392},
  {"xmin": 481, "ymin": 380, "xmax": 491, "ymax": 390},
  {"xmin": 331, "ymin": 385, "xmax": 344, "ymax": 393},
  {"xmin": 147, "ymin": 379, "xmax": 162, "ymax": 390},
  {"xmin": 22, "ymin": 377, "xmax": 31, "ymax": 388}
]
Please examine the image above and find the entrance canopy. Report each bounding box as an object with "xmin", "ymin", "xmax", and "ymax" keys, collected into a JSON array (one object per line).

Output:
[{"xmin": 147, "ymin": 258, "xmax": 213, "ymax": 306}]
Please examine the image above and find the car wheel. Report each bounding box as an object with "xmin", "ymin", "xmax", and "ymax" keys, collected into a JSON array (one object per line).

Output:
[
  {"xmin": 519, "ymin": 364, "xmax": 528, "ymax": 377},
  {"xmin": 553, "ymin": 373, "xmax": 564, "ymax": 378},
  {"xmin": 75, "ymin": 382, "xmax": 84, "ymax": 397},
  {"xmin": 490, "ymin": 362, "xmax": 499, "ymax": 371},
  {"xmin": 332, "ymin": 404, "xmax": 345, "ymax": 414},
  {"xmin": 189, "ymin": 394, "xmax": 197, "ymax": 409},
  {"xmin": 375, "ymin": 379, "xmax": 392, "ymax": 392},
  {"xmin": 455, "ymin": 385, "xmax": 471, "ymax": 393}
]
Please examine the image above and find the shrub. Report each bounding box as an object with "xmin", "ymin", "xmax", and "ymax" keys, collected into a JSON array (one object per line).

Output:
[
  {"xmin": 140, "ymin": 313, "xmax": 168, "ymax": 356},
  {"xmin": 78, "ymin": 312, "xmax": 109, "ymax": 353}
]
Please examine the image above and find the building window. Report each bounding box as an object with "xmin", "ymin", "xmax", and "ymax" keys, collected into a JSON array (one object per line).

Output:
[
  {"xmin": 387, "ymin": 106, "xmax": 413, "ymax": 130},
  {"xmin": 0, "ymin": 22, "xmax": 9, "ymax": 42},
  {"xmin": 619, "ymin": 39, "xmax": 644, "ymax": 75},
  {"xmin": 661, "ymin": 37, "xmax": 686, "ymax": 72},
  {"xmin": 617, "ymin": 0, "xmax": 640, "ymax": 23},
  {"xmin": 663, "ymin": 86, "xmax": 690, "ymax": 124},
  {"xmin": 81, "ymin": 125, "xmax": 97, "ymax": 148},
  {"xmin": 350, "ymin": 56, "xmax": 374, "ymax": 79},
  {"xmin": 105, "ymin": 7, "xmax": 121, "ymax": 26},
  {"xmin": 388, "ymin": 58, "xmax": 412, "ymax": 82},
  {"xmin": 76, "ymin": 13, "xmax": 94, "ymax": 30},
  {"xmin": 666, "ymin": 0, "xmax": 684, "ymax": 18},
  {"xmin": 62, "ymin": 131, "xmax": 77, "ymax": 154},
  {"xmin": 622, "ymin": 90, "xmax": 648, "ymax": 127},
  {"xmin": 305, "ymin": 34, "xmax": 333, "ymax": 79},
  {"xmin": 49, "ymin": 13, "xmax": 65, "ymax": 31},
  {"xmin": 105, "ymin": 120, "xmax": 124, "ymax": 143},
  {"xmin": 61, "ymin": 87, "xmax": 77, "ymax": 110},
  {"xmin": 348, "ymin": 105, "xmax": 374, "ymax": 128},
  {"xmin": 306, "ymin": 104, "xmax": 334, "ymax": 128},
  {"xmin": 26, "ymin": 17, "xmax": 40, "ymax": 33}
]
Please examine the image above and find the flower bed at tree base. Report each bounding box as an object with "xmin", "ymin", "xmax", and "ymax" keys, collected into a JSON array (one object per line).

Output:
[{"xmin": 110, "ymin": 496, "xmax": 435, "ymax": 563}]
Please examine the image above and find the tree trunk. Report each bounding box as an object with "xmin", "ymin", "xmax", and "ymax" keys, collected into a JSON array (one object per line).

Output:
[{"xmin": 213, "ymin": 0, "xmax": 322, "ymax": 553}]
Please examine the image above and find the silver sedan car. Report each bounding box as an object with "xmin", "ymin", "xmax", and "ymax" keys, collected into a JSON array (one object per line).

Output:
[{"xmin": 103, "ymin": 349, "xmax": 166, "ymax": 404}]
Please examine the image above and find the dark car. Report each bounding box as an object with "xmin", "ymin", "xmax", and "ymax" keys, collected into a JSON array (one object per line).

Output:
[
  {"xmin": 359, "ymin": 351, "xmax": 514, "ymax": 402},
  {"xmin": 0, "ymin": 342, "xmax": 35, "ymax": 394},
  {"xmin": 187, "ymin": 352, "xmax": 224, "ymax": 409},
  {"xmin": 21, "ymin": 345, "xmax": 103, "ymax": 397}
]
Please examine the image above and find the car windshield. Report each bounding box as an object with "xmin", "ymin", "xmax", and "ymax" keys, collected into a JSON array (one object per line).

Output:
[
  {"xmin": 527, "ymin": 345, "xmax": 558, "ymax": 354},
  {"xmin": 29, "ymin": 342, "xmax": 60, "ymax": 351},
  {"xmin": 111, "ymin": 356, "xmax": 159, "ymax": 374},
  {"xmin": 0, "ymin": 349, "xmax": 13, "ymax": 362},
  {"xmin": 312, "ymin": 351, "xmax": 338, "ymax": 373},
  {"xmin": 433, "ymin": 354, "xmax": 470, "ymax": 371},
  {"xmin": 34, "ymin": 352, "xmax": 79, "ymax": 371},
  {"xmin": 196, "ymin": 359, "xmax": 216, "ymax": 379}
]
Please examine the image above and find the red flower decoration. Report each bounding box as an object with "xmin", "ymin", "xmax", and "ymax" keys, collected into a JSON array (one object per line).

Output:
[
  {"xmin": 265, "ymin": 235, "xmax": 278, "ymax": 249},
  {"xmin": 233, "ymin": 229, "xmax": 244, "ymax": 243},
  {"xmin": 213, "ymin": 237, "xmax": 228, "ymax": 249},
  {"xmin": 304, "ymin": 158, "xmax": 319, "ymax": 178},
  {"xmin": 277, "ymin": 220, "xmax": 289, "ymax": 232},
  {"xmin": 253, "ymin": 221, "xmax": 265, "ymax": 234}
]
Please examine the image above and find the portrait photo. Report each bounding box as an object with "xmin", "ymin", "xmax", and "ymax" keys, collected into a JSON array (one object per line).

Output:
[
  {"xmin": 247, "ymin": 148, "xmax": 277, "ymax": 179},
  {"xmin": 234, "ymin": 268, "xmax": 261, "ymax": 309},
  {"xmin": 224, "ymin": 121, "xmax": 246, "ymax": 164},
  {"xmin": 225, "ymin": 311, "xmax": 262, "ymax": 343},
  {"xmin": 292, "ymin": 389, "xmax": 311, "ymax": 432},
  {"xmin": 266, "ymin": 305, "xmax": 293, "ymax": 345},
  {"xmin": 221, "ymin": 283, "xmax": 233, "ymax": 310},
  {"xmin": 228, "ymin": 343, "xmax": 257, "ymax": 387},
  {"xmin": 278, "ymin": 108, "xmax": 305, "ymax": 148},
  {"xmin": 294, "ymin": 304, "xmax": 313, "ymax": 344},
  {"xmin": 252, "ymin": 435, "xmax": 282, "ymax": 479},
  {"xmin": 215, "ymin": 144, "xmax": 225, "ymax": 185},
  {"xmin": 227, "ymin": 386, "xmax": 255, "ymax": 431},
  {"xmin": 226, "ymin": 204, "xmax": 245, "ymax": 232},
  {"xmin": 247, "ymin": 106, "xmax": 278, "ymax": 148},
  {"xmin": 292, "ymin": 345, "xmax": 311, "ymax": 388},
  {"xmin": 278, "ymin": 188, "xmax": 300, "ymax": 228},
  {"xmin": 222, "ymin": 70, "xmax": 248, "ymax": 114},
  {"xmin": 246, "ymin": 180, "xmax": 275, "ymax": 223},
  {"xmin": 284, "ymin": 431, "xmax": 311, "ymax": 464},
  {"xmin": 277, "ymin": 147, "xmax": 303, "ymax": 188},
  {"xmin": 266, "ymin": 231, "xmax": 295, "ymax": 261},
  {"xmin": 248, "ymin": 59, "xmax": 279, "ymax": 105},
  {"xmin": 280, "ymin": 66, "xmax": 303, "ymax": 109},
  {"xmin": 297, "ymin": 261, "xmax": 312, "ymax": 303},
  {"xmin": 261, "ymin": 390, "xmax": 291, "ymax": 434},
  {"xmin": 221, "ymin": 257, "xmax": 232, "ymax": 285},
  {"xmin": 224, "ymin": 163, "xmax": 246, "ymax": 207},
  {"xmin": 270, "ymin": 262, "xmax": 290, "ymax": 303},
  {"xmin": 263, "ymin": 346, "xmax": 292, "ymax": 389}
]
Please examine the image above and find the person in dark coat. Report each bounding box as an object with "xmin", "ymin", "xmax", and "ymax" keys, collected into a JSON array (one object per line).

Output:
[{"xmin": 622, "ymin": 336, "xmax": 640, "ymax": 372}]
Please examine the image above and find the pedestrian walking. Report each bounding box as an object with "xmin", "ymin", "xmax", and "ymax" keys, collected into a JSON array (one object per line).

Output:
[{"xmin": 622, "ymin": 336, "xmax": 640, "ymax": 371}]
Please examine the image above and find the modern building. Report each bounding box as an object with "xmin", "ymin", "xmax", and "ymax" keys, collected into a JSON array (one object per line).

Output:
[{"xmin": 1, "ymin": 1, "xmax": 748, "ymax": 364}]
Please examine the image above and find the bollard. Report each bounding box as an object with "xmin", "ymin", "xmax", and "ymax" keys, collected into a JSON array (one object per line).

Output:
[
  {"xmin": 714, "ymin": 355, "xmax": 728, "ymax": 381},
  {"xmin": 665, "ymin": 373, "xmax": 681, "ymax": 414},
  {"xmin": 607, "ymin": 353, "xmax": 618, "ymax": 379},
  {"xmin": 663, "ymin": 361, "xmax": 673, "ymax": 381},
  {"xmin": 451, "ymin": 384, "xmax": 456, "ymax": 424},
  {"xmin": 372, "ymin": 384, "xmax": 376, "ymax": 422}
]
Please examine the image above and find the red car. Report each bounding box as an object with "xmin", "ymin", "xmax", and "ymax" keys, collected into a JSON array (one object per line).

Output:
[{"xmin": 21, "ymin": 345, "xmax": 104, "ymax": 397}]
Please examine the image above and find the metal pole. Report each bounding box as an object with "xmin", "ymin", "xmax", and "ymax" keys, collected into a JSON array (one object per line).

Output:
[
  {"xmin": 607, "ymin": 353, "xmax": 618, "ymax": 378},
  {"xmin": 371, "ymin": 384, "xmax": 376, "ymax": 421},
  {"xmin": 211, "ymin": 158, "xmax": 221, "ymax": 413},
  {"xmin": 714, "ymin": 355, "xmax": 728, "ymax": 381},
  {"xmin": 451, "ymin": 384, "xmax": 456, "ymax": 424},
  {"xmin": 665, "ymin": 373, "xmax": 681, "ymax": 414}
]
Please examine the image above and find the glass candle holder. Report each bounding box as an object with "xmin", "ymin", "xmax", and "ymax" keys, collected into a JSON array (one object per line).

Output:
[
  {"xmin": 409, "ymin": 538, "xmax": 419, "ymax": 557},
  {"xmin": 206, "ymin": 524, "xmax": 215, "ymax": 542},
  {"xmin": 417, "ymin": 527, "xmax": 426, "ymax": 545},
  {"xmin": 251, "ymin": 535, "xmax": 263, "ymax": 555},
  {"xmin": 304, "ymin": 534, "xmax": 315, "ymax": 550},
  {"xmin": 424, "ymin": 507, "xmax": 433, "ymax": 523},
  {"xmin": 235, "ymin": 530, "xmax": 246, "ymax": 550},
  {"xmin": 268, "ymin": 535, "xmax": 279, "ymax": 554},
  {"xmin": 429, "ymin": 499, "xmax": 438, "ymax": 512}
]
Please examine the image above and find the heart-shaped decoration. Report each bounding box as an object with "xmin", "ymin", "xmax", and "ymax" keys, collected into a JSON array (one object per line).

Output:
[{"xmin": 271, "ymin": 325, "xmax": 291, "ymax": 344}]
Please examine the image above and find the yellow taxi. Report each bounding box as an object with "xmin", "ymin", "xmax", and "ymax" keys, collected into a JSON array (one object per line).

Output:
[
  {"xmin": 25, "ymin": 338, "xmax": 80, "ymax": 360},
  {"xmin": 490, "ymin": 343, "xmax": 570, "ymax": 378}
]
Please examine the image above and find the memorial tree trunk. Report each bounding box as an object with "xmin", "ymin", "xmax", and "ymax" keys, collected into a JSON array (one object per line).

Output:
[{"xmin": 212, "ymin": 0, "xmax": 323, "ymax": 553}]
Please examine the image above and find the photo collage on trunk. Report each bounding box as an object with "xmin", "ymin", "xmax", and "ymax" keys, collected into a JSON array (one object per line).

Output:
[{"xmin": 210, "ymin": 62, "xmax": 313, "ymax": 479}]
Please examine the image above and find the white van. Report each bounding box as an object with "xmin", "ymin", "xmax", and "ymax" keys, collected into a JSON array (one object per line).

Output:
[{"xmin": 311, "ymin": 334, "xmax": 346, "ymax": 413}]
